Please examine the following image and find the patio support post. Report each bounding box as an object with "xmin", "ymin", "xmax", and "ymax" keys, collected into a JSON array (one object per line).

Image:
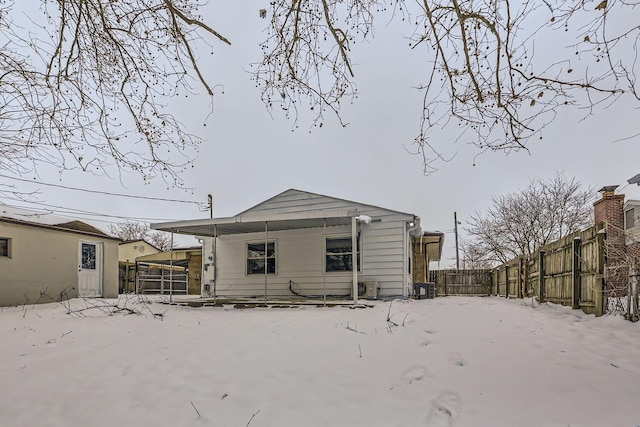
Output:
[
  {"xmin": 323, "ymin": 218, "xmax": 327, "ymax": 306},
  {"xmin": 213, "ymin": 225, "xmax": 217, "ymax": 304},
  {"xmin": 169, "ymin": 230, "xmax": 174, "ymax": 303},
  {"xmin": 264, "ymin": 221, "xmax": 268, "ymax": 305},
  {"xmin": 352, "ymin": 215, "xmax": 358, "ymax": 306}
]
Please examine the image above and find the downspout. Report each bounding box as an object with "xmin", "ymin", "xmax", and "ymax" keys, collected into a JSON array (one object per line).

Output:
[
  {"xmin": 196, "ymin": 238, "xmax": 205, "ymax": 297},
  {"xmin": 406, "ymin": 219, "xmax": 419, "ymax": 297}
]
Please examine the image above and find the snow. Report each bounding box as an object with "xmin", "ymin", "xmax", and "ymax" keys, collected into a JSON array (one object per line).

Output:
[{"xmin": 1, "ymin": 296, "xmax": 639, "ymax": 427}]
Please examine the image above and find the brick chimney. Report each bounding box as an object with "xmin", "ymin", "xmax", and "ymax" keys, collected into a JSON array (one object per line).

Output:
[
  {"xmin": 594, "ymin": 185, "xmax": 626, "ymax": 294},
  {"xmin": 594, "ymin": 185, "xmax": 625, "ymax": 230}
]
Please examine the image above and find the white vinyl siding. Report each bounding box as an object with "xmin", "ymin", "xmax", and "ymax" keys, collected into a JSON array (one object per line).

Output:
[
  {"xmin": 625, "ymin": 208, "xmax": 635, "ymax": 229},
  {"xmin": 624, "ymin": 201, "xmax": 640, "ymax": 245},
  {"xmin": 210, "ymin": 190, "xmax": 414, "ymax": 297}
]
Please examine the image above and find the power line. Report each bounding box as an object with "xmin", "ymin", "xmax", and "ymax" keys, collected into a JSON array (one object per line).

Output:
[
  {"xmin": 0, "ymin": 198, "xmax": 187, "ymax": 223},
  {"xmin": 0, "ymin": 174, "xmax": 203, "ymax": 205}
]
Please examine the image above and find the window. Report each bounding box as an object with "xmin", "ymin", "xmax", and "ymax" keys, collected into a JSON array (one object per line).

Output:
[
  {"xmin": 625, "ymin": 208, "xmax": 636, "ymax": 229},
  {"xmin": 247, "ymin": 241, "xmax": 276, "ymax": 275},
  {"xmin": 0, "ymin": 238, "xmax": 10, "ymax": 257},
  {"xmin": 81, "ymin": 243, "xmax": 97, "ymax": 269},
  {"xmin": 325, "ymin": 235, "xmax": 360, "ymax": 272}
]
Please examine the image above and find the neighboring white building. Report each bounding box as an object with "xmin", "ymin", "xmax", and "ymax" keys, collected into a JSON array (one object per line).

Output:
[
  {"xmin": 0, "ymin": 207, "xmax": 119, "ymax": 306},
  {"xmin": 624, "ymin": 199, "xmax": 640, "ymax": 246},
  {"xmin": 152, "ymin": 189, "xmax": 428, "ymax": 301}
]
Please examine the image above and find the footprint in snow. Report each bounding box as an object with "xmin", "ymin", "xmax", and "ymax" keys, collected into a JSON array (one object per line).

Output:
[
  {"xmin": 419, "ymin": 339, "xmax": 431, "ymax": 347},
  {"xmin": 401, "ymin": 364, "xmax": 431, "ymax": 384},
  {"xmin": 447, "ymin": 352, "xmax": 466, "ymax": 367},
  {"xmin": 424, "ymin": 389, "xmax": 462, "ymax": 426}
]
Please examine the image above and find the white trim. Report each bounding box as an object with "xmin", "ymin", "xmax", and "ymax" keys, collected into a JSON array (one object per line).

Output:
[
  {"xmin": 0, "ymin": 237, "xmax": 11, "ymax": 258},
  {"xmin": 245, "ymin": 238, "xmax": 278, "ymax": 276},
  {"xmin": 78, "ymin": 240, "xmax": 103, "ymax": 297},
  {"xmin": 323, "ymin": 233, "xmax": 362, "ymax": 274}
]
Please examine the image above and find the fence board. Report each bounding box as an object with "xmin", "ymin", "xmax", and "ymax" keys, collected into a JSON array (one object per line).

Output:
[
  {"xmin": 429, "ymin": 269, "xmax": 493, "ymax": 296},
  {"xmin": 431, "ymin": 223, "xmax": 607, "ymax": 316}
]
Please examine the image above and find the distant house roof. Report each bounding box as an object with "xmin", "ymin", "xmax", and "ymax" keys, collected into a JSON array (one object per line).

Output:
[{"xmin": 628, "ymin": 173, "xmax": 640, "ymax": 186}]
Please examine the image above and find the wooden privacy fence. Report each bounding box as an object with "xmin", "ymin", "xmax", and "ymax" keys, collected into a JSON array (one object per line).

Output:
[
  {"xmin": 429, "ymin": 269, "xmax": 493, "ymax": 296},
  {"xmin": 430, "ymin": 223, "xmax": 608, "ymax": 316}
]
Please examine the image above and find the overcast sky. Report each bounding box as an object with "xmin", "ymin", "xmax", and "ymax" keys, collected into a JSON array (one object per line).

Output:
[{"xmin": 2, "ymin": 2, "xmax": 640, "ymax": 267}]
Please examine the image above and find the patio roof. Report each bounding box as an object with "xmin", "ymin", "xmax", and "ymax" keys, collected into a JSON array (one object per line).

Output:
[{"xmin": 151, "ymin": 209, "xmax": 359, "ymax": 237}]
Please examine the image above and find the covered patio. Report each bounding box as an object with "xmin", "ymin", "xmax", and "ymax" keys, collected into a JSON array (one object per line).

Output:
[{"xmin": 152, "ymin": 209, "xmax": 379, "ymax": 305}]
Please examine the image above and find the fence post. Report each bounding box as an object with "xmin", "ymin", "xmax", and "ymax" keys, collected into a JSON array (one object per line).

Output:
[
  {"xmin": 125, "ymin": 262, "xmax": 130, "ymax": 294},
  {"xmin": 444, "ymin": 271, "xmax": 448, "ymax": 296},
  {"xmin": 491, "ymin": 268, "xmax": 498, "ymax": 295},
  {"xmin": 572, "ymin": 237, "xmax": 581, "ymax": 309},
  {"xmin": 539, "ymin": 250, "xmax": 546, "ymax": 303},
  {"xmin": 517, "ymin": 258, "xmax": 523, "ymax": 298},
  {"xmin": 596, "ymin": 228, "xmax": 606, "ymax": 316},
  {"xmin": 628, "ymin": 259, "xmax": 639, "ymax": 322},
  {"xmin": 504, "ymin": 264, "xmax": 509, "ymax": 298},
  {"xmin": 595, "ymin": 228, "xmax": 606, "ymax": 316}
]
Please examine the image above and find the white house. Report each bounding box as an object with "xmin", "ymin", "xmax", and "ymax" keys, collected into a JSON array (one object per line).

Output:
[{"xmin": 151, "ymin": 189, "xmax": 431, "ymax": 302}]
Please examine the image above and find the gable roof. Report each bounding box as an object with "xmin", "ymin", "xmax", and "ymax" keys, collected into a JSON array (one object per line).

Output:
[
  {"xmin": 0, "ymin": 216, "xmax": 120, "ymax": 240},
  {"xmin": 55, "ymin": 220, "xmax": 109, "ymax": 236},
  {"xmin": 0, "ymin": 206, "xmax": 118, "ymax": 240},
  {"xmin": 151, "ymin": 188, "xmax": 422, "ymax": 237},
  {"xmin": 237, "ymin": 188, "xmax": 417, "ymax": 218}
]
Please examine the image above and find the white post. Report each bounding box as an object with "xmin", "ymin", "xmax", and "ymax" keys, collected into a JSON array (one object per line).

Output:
[
  {"xmin": 323, "ymin": 218, "xmax": 327, "ymax": 307},
  {"xmin": 264, "ymin": 221, "xmax": 268, "ymax": 305},
  {"xmin": 213, "ymin": 225, "xmax": 217, "ymax": 304},
  {"xmin": 352, "ymin": 215, "xmax": 358, "ymax": 306},
  {"xmin": 169, "ymin": 230, "xmax": 174, "ymax": 303}
]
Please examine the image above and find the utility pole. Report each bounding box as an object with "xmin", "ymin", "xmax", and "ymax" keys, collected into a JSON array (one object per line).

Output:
[
  {"xmin": 207, "ymin": 194, "xmax": 213, "ymax": 219},
  {"xmin": 454, "ymin": 212, "xmax": 460, "ymax": 271}
]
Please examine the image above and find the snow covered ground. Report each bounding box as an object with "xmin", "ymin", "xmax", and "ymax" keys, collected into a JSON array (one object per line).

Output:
[{"xmin": 1, "ymin": 296, "xmax": 639, "ymax": 427}]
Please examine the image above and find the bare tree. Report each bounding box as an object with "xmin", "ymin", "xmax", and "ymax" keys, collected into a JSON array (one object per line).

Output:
[
  {"xmin": 148, "ymin": 231, "xmax": 174, "ymax": 252},
  {"xmin": 466, "ymin": 173, "xmax": 594, "ymax": 263},
  {"xmin": 108, "ymin": 221, "xmax": 150, "ymax": 241},
  {"xmin": 1, "ymin": 1, "xmax": 229, "ymax": 185},
  {"xmin": 255, "ymin": 1, "xmax": 638, "ymax": 172},
  {"xmin": 459, "ymin": 238, "xmax": 497, "ymax": 269},
  {"xmin": 2, "ymin": 1, "xmax": 639, "ymax": 181},
  {"xmin": 108, "ymin": 220, "xmax": 174, "ymax": 251}
]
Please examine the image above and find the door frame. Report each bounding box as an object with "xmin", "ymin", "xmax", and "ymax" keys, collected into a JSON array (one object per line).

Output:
[{"xmin": 78, "ymin": 240, "xmax": 103, "ymax": 297}]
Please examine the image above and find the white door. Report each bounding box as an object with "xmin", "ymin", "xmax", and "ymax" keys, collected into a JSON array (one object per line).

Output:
[{"xmin": 78, "ymin": 241, "xmax": 102, "ymax": 297}]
